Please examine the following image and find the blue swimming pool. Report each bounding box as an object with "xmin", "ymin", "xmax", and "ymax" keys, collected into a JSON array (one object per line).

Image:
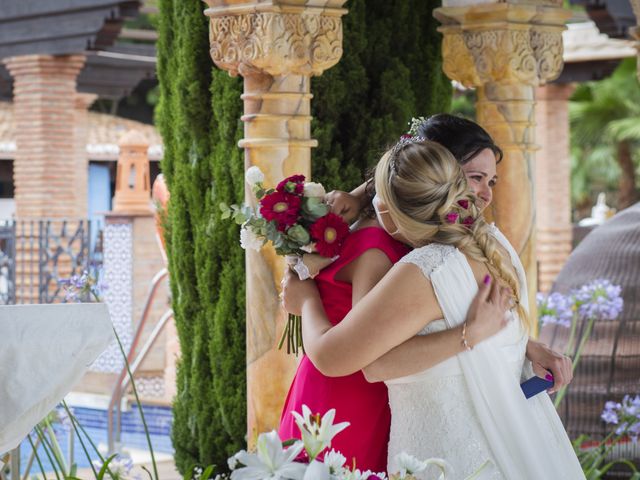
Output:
[{"xmin": 19, "ymin": 404, "xmax": 173, "ymax": 474}]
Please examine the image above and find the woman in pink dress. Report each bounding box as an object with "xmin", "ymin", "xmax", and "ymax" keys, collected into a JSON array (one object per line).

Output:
[{"xmin": 278, "ymin": 217, "xmax": 409, "ymax": 472}]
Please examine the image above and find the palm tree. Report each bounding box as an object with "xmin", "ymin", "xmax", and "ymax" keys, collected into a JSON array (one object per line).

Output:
[{"xmin": 570, "ymin": 58, "xmax": 640, "ymax": 210}]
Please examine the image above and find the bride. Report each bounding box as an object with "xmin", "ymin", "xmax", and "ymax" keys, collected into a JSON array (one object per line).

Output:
[{"xmin": 282, "ymin": 138, "xmax": 584, "ymax": 479}]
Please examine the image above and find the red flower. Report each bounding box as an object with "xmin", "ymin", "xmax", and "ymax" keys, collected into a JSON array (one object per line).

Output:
[
  {"xmin": 260, "ymin": 191, "xmax": 301, "ymax": 231},
  {"xmin": 400, "ymin": 134, "xmax": 413, "ymax": 140},
  {"xmin": 462, "ymin": 216, "xmax": 475, "ymax": 228},
  {"xmin": 310, "ymin": 213, "xmax": 349, "ymax": 257},
  {"xmin": 445, "ymin": 212, "xmax": 459, "ymax": 224},
  {"xmin": 276, "ymin": 174, "xmax": 305, "ymax": 195},
  {"xmin": 457, "ymin": 199, "xmax": 470, "ymax": 210}
]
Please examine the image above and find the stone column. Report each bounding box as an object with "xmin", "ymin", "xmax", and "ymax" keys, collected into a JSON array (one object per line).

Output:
[
  {"xmin": 535, "ymin": 83, "xmax": 574, "ymax": 292},
  {"xmin": 3, "ymin": 55, "xmax": 86, "ymax": 218},
  {"xmin": 203, "ymin": 0, "xmax": 348, "ymax": 443},
  {"xmin": 74, "ymin": 93, "xmax": 98, "ymax": 218},
  {"xmin": 434, "ymin": 3, "xmax": 571, "ymax": 322}
]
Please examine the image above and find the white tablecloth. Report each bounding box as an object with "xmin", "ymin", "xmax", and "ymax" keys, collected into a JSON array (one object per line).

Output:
[{"xmin": 0, "ymin": 303, "xmax": 113, "ymax": 454}]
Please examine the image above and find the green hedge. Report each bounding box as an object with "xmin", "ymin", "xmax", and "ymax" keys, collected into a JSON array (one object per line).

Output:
[{"xmin": 156, "ymin": 0, "xmax": 450, "ymax": 474}]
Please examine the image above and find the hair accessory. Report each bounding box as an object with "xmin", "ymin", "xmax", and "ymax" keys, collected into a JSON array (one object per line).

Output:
[
  {"xmin": 457, "ymin": 199, "xmax": 470, "ymax": 209},
  {"xmin": 462, "ymin": 216, "xmax": 475, "ymax": 228},
  {"xmin": 445, "ymin": 212, "xmax": 459, "ymax": 224},
  {"xmin": 389, "ymin": 135, "xmax": 426, "ymax": 173},
  {"xmin": 408, "ymin": 116, "xmax": 428, "ymax": 136}
]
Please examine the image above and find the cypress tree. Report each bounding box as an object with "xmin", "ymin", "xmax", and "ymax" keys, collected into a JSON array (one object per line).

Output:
[
  {"xmin": 156, "ymin": 0, "xmax": 245, "ymax": 473},
  {"xmin": 156, "ymin": 0, "xmax": 449, "ymax": 474},
  {"xmin": 311, "ymin": 0, "xmax": 451, "ymax": 189}
]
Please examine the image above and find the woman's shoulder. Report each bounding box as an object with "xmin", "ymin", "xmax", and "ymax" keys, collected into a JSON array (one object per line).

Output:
[
  {"xmin": 330, "ymin": 226, "xmax": 408, "ymax": 269},
  {"xmin": 397, "ymin": 243, "xmax": 458, "ymax": 278}
]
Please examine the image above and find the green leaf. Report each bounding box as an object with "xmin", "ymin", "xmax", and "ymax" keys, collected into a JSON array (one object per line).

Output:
[
  {"xmin": 96, "ymin": 454, "xmax": 118, "ymax": 480},
  {"xmin": 201, "ymin": 465, "xmax": 216, "ymax": 479}
]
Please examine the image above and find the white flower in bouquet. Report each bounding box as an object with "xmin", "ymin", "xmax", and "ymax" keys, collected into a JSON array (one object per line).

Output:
[
  {"xmin": 303, "ymin": 182, "xmax": 326, "ymax": 198},
  {"xmin": 291, "ymin": 405, "xmax": 350, "ymax": 461},
  {"xmin": 230, "ymin": 430, "xmax": 307, "ymax": 480},
  {"xmin": 245, "ymin": 166, "xmax": 265, "ymax": 187},
  {"xmin": 390, "ymin": 452, "xmax": 451, "ymax": 480},
  {"xmin": 240, "ymin": 226, "xmax": 264, "ymax": 251},
  {"xmin": 341, "ymin": 469, "xmax": 387, "ymax": 480},
  {"xmin": 303, "ymin": 460, "xmax": 330, "ymax": 480},
  {"xmin": 323, "ymin": 449, "xmax": 347, "ymax": 474}
]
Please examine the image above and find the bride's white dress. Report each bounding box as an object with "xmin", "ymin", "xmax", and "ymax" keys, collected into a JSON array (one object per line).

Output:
[{"xmin": 386, "ymin": 228, "xmax": 585, "ymax": 480}]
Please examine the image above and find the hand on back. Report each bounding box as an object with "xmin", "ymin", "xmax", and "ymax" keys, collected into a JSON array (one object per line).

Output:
[{"xmin": 465, "ymin": 276, "xmax": 511, "ymax": 347}]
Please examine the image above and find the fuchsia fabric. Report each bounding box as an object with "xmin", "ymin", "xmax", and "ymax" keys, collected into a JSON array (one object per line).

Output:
[{"xmin": 278, "ymin": 227, "xmax": 409, "ymax": 472}]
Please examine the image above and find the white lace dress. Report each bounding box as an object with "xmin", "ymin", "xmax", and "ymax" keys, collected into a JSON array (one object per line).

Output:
[{"xmin": 385, "ymin": 230, "xmax": 585, "ymax": 480}]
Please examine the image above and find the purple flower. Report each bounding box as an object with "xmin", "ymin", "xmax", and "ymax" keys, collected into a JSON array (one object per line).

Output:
[
  {"xmin": 573, "ymin": 279, "xmax": 623, "ymax": 321},
  {"xmin": 601, "ymin": 395, "xmax": 640, "ymax": 441},
  {"xmin": 537, "ymin": 292, "xmax": 574, "ymax": 328}
]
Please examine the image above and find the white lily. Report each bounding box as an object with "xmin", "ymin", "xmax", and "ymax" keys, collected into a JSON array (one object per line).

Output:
[
  {"xmin": 291, "ymin": 405, "xmax": 350, "ymax": 461},
  {"xmin": 230, "ymin": 430, "xmax": 307, "ymax": 480},
  {"xmin": 391, "ymin": 452, "xmax": 450, "ymax": 480},
  {"xmin": 245, "ymin": 166, "xmax": 265, "ymax": 187},
  {"xmin": 303, "ymin": 460, "xmax": 330, "ymax": 480}
]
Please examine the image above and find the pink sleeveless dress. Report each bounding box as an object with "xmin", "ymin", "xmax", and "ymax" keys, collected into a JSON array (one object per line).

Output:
[{"xmin": 278, "ymin": 227, "xmax": 410, "ymax": 472}]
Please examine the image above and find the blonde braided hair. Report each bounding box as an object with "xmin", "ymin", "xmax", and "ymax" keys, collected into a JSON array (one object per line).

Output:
[{"xmin": 374, "ymin": 139, "xmax": 528, "ymax": 328}]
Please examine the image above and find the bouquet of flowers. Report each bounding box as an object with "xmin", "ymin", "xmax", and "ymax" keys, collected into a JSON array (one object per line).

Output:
[
  {"xmin": 218, "ymin": 404, "xmax": 493, "ymax": 480},
  {"xmin": 220, "ymin": 166, "xmax": 350, "ymax": 355}
]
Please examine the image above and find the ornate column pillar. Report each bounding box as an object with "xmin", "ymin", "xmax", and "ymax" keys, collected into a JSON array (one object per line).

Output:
[
  {"xmin": 434, "ymin": 2, "xmax": 571, "ymax": 323},
  {"xmin": 535, "ymin": 83, "xmax": 574, "ymax": 292},
  {"xmin": 203, "ymin": 1, "xmax": 348, "ymax": 442}
]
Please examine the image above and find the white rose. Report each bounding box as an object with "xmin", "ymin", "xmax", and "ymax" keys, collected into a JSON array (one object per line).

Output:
[
  {"xmin": 303, "ymin": 182, "xmax": 326, "ymax": 198},
  {"xmin": 245, "ymin": 166, "xmax": 265, "ymax": 186},
  {"xmin": 239, "ymin": 227, "xmax": 263, "ymax": 251}
]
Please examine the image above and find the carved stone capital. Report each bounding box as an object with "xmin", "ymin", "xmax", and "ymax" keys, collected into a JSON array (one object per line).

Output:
[
  {"xmin": 204, "ymin": 3, "xmax": 348, "ymax": 77},
  {"xmin": 435, "ymin": 4, "xmax": 570, "ymax": 88}
]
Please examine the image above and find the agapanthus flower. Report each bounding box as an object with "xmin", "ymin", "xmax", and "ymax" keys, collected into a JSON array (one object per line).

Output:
[
  {"xmin": 601, "ymin": 395, "xmax": 640, "ymax": 441},
  {"xmin": 260, "ymin": 191, "xmax": 302, "ymax": 231},
  {"xmin": 93, "ymin": 455, "xmax": 140, "ymax": 480},
  {"xmin": 309, "ymin": 213, "xmax": 349, "ymax": 258},
  {"xmin": 277, "ymin": 174, "xmax": 306, "ymax": 195},
  {"xmin": 574, "ymin": 279, "xmax": 623, "ymax": 321},
  {"xmin": 536, "ymin": 291, "xmax": 574, "ymax": 328}
]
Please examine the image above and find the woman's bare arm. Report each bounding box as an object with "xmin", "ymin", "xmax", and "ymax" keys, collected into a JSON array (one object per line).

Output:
[{"xmin": 283, "ymin": 264, "xmax": 510, "ymax": 377}]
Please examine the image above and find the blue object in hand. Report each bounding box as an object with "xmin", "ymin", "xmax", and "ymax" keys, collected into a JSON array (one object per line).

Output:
[{"xmin": 521, "ymin": 374, "xmax": 554, "ymax": 399}]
